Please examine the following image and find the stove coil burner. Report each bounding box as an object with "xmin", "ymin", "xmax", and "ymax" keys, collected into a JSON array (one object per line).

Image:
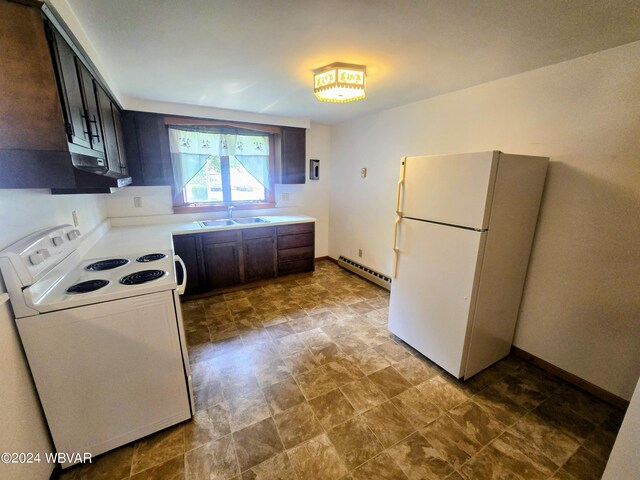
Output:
[
  {"xmin": 85, "ymin": 258, "xmax": 129, "ymax": 271},
  {"xmin": 66, "ymin": 279, "xmax": 110, "ymax": 294},
  {"xmin": 136, "ymin": 253, "xmax": 167, "ymax": 263},
  {"xmin": 120, "ymin": 269, "xmax": 166, "ymax": 285}
]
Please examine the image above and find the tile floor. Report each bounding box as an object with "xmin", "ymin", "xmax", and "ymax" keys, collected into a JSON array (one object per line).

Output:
[{"xmin": 60, "ymin": 260, "xmax": 624, "ymax": 480}]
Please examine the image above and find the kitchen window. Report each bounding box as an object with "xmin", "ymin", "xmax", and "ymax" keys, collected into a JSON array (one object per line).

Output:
[{"xmin": 168, "ymin": 122, "xmax": 277, "ymax": 212}]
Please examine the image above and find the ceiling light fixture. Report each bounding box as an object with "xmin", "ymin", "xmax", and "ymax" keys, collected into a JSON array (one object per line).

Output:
[{"xmin": 313, "ymin": 62, "xmax": 366, "ymax": 103}]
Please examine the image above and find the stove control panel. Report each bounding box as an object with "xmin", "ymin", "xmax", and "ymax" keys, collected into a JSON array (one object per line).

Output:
[
  {"xmin": 0, "ymin": 225, "xmax": 83, "ymax": 287},
  {"xmin": 67, "ymin": 230, "xmax": 81, "ymax": 241},
  {"xmin": 29, "ymin": 249, "xmax": 51, "ymax": 265}
]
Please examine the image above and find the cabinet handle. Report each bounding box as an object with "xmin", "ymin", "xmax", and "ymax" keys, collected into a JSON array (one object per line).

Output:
[{"xmin": 82, "ymin": 113, "xmax": 100, "ymax": 141}]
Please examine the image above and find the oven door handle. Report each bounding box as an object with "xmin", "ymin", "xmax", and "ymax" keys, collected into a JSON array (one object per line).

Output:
[{"xmin": 175, "ymin": 255, "xmax": 187, "ymax": 295}]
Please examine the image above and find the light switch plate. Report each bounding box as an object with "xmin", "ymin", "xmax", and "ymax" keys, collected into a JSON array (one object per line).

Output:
[
  {"xmin": 281, "ymin": 192, "xmax": 290, "ymax": 201},
  {"xmin": 134, "ymin": 197, "xmax": 142, "ymax": 208},
  {"xmin": 361, "ymin": 168, "xmax": 367, "ymax": 178}
]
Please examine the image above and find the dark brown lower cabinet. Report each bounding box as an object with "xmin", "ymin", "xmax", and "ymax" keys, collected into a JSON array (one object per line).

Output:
[
  {"xmin": 173, "ymin": 222, "xmax": 313, "ymax": 296},
  {"xmin": 277, "ymin": 222, "xmax": 315, "ymax": 275},
  {"xmin": 243, "ymin": 236, "xmax": 276, "ymax": 283},
  {"xmin": 203, "ymin": 242, "xmax": 242, "ymax": 290},
  {"xmin": 172, "ymin": 234, "xmax": 205, "ymax": 295}
]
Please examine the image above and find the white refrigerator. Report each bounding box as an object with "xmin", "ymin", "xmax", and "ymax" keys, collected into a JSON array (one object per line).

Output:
[{"xmin": 388, "ymin": 151, "xmax": 548, "ymax": 379}]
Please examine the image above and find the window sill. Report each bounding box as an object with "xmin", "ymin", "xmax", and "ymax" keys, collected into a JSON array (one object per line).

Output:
[{"xmin": 173, "ymin": 202, "xmax": 276, "ymax": 214}]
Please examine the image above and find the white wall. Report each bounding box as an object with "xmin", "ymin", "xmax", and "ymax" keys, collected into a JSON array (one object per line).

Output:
[
  {"xmin": 0, "ymin": 190, "xmax": 107, "ymax": 479},
  {"xmin": 328, "ymin": 41, "xmax": 640, "ymax": 400},
  {"xmin": 106, "ymin": 122, "xmax": 332, "ymax": 257},
  {"xmin": 603, "ymin": 377, "xmax": 640, "ymax": 479}
]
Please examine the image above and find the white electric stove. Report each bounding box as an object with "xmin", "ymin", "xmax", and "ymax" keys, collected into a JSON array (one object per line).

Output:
[{"xmin": 0, "ymin": 225, "xmax": 193, "ymax": 468}]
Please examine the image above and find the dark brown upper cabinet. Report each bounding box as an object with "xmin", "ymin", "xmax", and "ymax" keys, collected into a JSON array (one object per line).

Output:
[
  {"xmin": 0, "ymin": 0, "xmax": 75, "ymax": 189},
  {"xmin": 95, "ymin": 82, "xmax": 128, "ymax": 177},
  {"xmin": 121, "ymin": 111, "xmax": 174, "ymax": 186},
  {"xmin": 47, "ymin": 27, "xmax": 91, "ymax": 150},
  {"xmin": 279, "ymin": 127, "xmax": 306, "ymax": 184},
  {"xmin": 48, "ymin": 25, "xmax": 104, "ymax": 159}
]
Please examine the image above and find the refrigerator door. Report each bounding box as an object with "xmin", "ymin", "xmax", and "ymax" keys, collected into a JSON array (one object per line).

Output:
[
  {"xmin": 402, "ymin": 151, "xmax": 499, "ymax": 230},
  {"xmin": 388, "ymin": 218, "xmax": 486, "ymax": 378}
]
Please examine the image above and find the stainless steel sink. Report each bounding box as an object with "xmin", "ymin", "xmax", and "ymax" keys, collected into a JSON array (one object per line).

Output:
[
  {"xmin": 198, "ymin": 217, "xmax": 270, "ymax": 228},
  {"xmin": 199, "ymin": 219, "xmax": 235, "ymax": 227},
  {"xmin": 232, "ymin": 217, "xmax": 269, "ymax": 224}
]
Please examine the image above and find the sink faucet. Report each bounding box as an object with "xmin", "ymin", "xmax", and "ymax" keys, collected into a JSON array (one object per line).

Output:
[{"xmin": 227, "ymin": 205, "xmax": 235, "ymax": 219}]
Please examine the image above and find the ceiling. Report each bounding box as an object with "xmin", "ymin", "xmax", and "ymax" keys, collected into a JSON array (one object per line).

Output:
[{"xmin": 62, "ymin": 0, "xmax": 640, "ymax": 124}]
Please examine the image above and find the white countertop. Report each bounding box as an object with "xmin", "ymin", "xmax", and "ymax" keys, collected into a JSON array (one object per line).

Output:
[{"xmin": 85, "ymin": 215, "xmax": 315, "ymax": 259}]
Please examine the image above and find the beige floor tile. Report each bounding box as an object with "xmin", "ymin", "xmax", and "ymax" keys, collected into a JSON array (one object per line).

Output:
[
  {"xmin": 232, "ymin": 418, "xmax": 284, "ymax": 472},
  {"xmin": 391, "ymin": 388, "xmax": 442, "ymax": 429},
  {"xmin": 273, "ymin": 402, "xmax": 324, "ymax": 449},
  {"xmin": 346, "ymin": 451, "xmax": 409, "ymax": 480},
  {"xmin": 447, "ymin": 400, "xmax": 505, "ymax": 446},
  {"xmin": 184, "ymin": 435, "xmax": 239, "ymax": 480},
  {"xmin": 240, "ymin": 452, "xmax": 298, "ymax": 480},
  {"xmin": 388, "ymin": 432, "xmax": 454, "ymax": 480},
  {"xmin": 419, "ymin": 415, "xmax": 481, "ymax": 469},
  {"xmin": 184, "ymin": 404, "xmax": 231, "ymax": 452},
  {"xmin": 262, "ymin": 377, "xmax": 305, "ymax": 414},
  {"xmin": 510, "ymin": 411, "xmax": 580, "ymax": 466},
  {"xmin": 287, "ymin": 434, "xmax": 348, "ymax": 480},
  {"xmin": 131, "ymin": 424, "xmax": 184, "ymax": 475},
  {"xmin": 295, "ymin": 366, "xmax": 339, "ymax": 399},
  {"xmin": 130, "ymin": 455, "xmax": 184, "ymax": 480},
  {"xmin": 393, "ymin": 355, "xmax": 439, "ymax": 385},
  {"xmin": 340, "ymin": 377, "xmax": 388, "ymax": 413},
  {"xmin": 368, "ymin": 366, "xmax": 412, "ymax": 398},
  {"xmin": 308, "ymin": 388, "xmax": 357, "ymax": 429},
  {"xmin": 362, "ymin": 401, "xmax": 415, "ymax": 448},
  {"xmin": 349, "ymin": 348, "xmax": 391, "ymax": 375},
  {"xmin": 327, "ymin": 416, "xmax": 384, "ymax": 470},
  {"xmin": 324, "ymin": 358, "xmax": 364, "ymax": 386},
  {"xmin": 416, "ymin": 375, "xmax": 469, "ymax": 412},
  {"xmin": 226, "ymin": 389, "xmax": 271, "ymax": 432},
  {"xmin": 72, "ymin": 444, "xmax": 133, "ymax": 480}
]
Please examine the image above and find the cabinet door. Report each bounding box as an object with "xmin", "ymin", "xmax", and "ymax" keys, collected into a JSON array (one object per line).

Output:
[
  {"xmin": 243, "ymin": 236, "xmax": 276, "ymax": 283},
  {"xmin": 77, "ymin": 62, "xmax": 104, "ymax": 154},
  {"xmin": 173, "ymin": 234, "xmax": 204, "ymax": 295},
  {"xmin": 112, "ymin": 105, "xmax": 128, "ymax": 175},
  {"xmin": 203, "ymin": 242, "xmax": 241, "ymax": 289},
  {"xmin": 125, "ymin": 112, "xmax": 173, "ymax": 186},
  {"xmin": 48, "ymin": 28, "xmax": 91, "ymax": 149},
  {"xmin": 281, "ymin": 127, "xmax": 306, "ymax": 184},
  {"xmin": 95, "ymin": 82, "xmax": 120, "ymax": 174}
]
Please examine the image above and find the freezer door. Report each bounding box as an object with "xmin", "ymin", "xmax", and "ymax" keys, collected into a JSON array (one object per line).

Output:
[
  {"xmin": 388, "ymin": 218, "xmax": 486, "ymax": 378},
  {"xmin": 402, "ymin": 151, "xmax": 499, "ymax": 230}
]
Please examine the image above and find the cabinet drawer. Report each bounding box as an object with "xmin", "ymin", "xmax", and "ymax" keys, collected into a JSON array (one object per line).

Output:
[
  {"xmin": 202, "ymin": 230, "xmax": 239, "ymax": 245},
  {"xmin": 278, "ymin": 246, "xmax": 314, "ymax": 262},
  {"xmin": 242, "ymin": 227, "xmax": 275, "ymax": 240},
  {"xmin": 278, "ymin": 233, "xmax": 314, "ymax": 250},
  {"xmin": 278, "ymin": 258, "xmax": 314, "ymax": 275},
  {"xmin": 277, "ymin": 222, "xmax": 314, "ymax": 236}
]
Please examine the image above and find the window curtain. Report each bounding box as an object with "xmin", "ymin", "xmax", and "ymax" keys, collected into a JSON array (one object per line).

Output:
[{"xmin": 168, "ymin": 126, "xmax": 270, "ymax": 196}]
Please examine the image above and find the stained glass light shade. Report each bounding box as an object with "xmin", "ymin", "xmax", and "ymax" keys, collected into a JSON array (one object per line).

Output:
[{"xmin": 313, "ymin": 63, "xmax": 366, "ymax": 103}]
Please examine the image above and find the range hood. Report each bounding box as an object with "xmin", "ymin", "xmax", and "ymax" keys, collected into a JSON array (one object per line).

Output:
[{"xmin": 51, "ymin": 152, "xmax": 132, "ymax": 194}]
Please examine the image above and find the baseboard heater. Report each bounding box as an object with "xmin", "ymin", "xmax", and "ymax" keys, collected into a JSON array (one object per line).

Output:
[{"xmin": 337, "ymin": 256, "xmax": 392, "ymax": 290}]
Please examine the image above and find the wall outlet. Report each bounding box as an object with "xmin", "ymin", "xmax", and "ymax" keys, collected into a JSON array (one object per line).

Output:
[
  {"xmin": 358, "ymin": 249, "xmax": 363, "ymax": 258},
  {"xmin": 133, "ymin": 196, "xmax": 142, "ymax": 208},
  {"xmin": 281, "ymin": 192, "xmax": 290, "ymax": 201},
  {"xmin": 72, "ymin": 210, "xmax": 78, "ymax": 227},
  {"xmin": 361, "ymin": 168, "xmax": 367, "ymax": 178}
]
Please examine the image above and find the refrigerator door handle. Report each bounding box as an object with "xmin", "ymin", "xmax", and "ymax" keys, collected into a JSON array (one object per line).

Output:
[
  {"xmin": 393, "ymin": 217, "xmax": 401, "ymax": 278},
  {"xmin": 395, "ymin": 157, "xmax": 407, "ymax": 215}
]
